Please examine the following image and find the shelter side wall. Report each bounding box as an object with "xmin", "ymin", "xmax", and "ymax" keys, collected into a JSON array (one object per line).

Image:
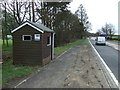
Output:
[{"xmin": 42, "ymin": 32, "xmax": 51, "ymax": 65}]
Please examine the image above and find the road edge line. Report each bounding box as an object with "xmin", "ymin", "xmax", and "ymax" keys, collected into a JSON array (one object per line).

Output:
[
  {"xmin": 88, "ymin": 39, "xmax": 119, "ymax": 88},
  {"xmin": 14, "ymin": 77, "xmax": 30, "ymax": 88},
  {"xmin": 56, "ymin": 48, "xmax": 72, "ymax": 59}
]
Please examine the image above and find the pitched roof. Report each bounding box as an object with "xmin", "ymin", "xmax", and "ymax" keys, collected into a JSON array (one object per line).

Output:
[{"xmin": 11, "ymin": 21, "xmax": 54, "ymax": 33}]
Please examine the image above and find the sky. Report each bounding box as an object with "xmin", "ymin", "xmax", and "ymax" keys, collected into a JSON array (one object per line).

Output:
[{"xmin": 69, "ymin": 0, "xmax": 119, "ymax": 34}]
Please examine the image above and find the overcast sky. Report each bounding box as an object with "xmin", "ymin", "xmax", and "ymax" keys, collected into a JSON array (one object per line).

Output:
[{"xmin": 69, "ymin": 0, "xmax": 119, "ymax": 34}]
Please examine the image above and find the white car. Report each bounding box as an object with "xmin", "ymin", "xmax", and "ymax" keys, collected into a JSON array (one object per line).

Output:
[{"xmin": 95, "ymin": 37, "xmax": 106, "ymax": 45}]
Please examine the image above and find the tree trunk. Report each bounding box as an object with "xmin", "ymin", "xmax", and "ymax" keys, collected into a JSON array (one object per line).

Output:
[
  {"xmin": 2, "ymin": 32, "xmax": 5, "ymax": 45},
  {"xmin": 5, "ymin": 34, "xmax": 9, "ymax": 47},
  {"xmin": 5, "ymin": 3, "xmax": 9, "ymax": 47},
  {"xmin": 29, "ymin": 2, "xmax": 31, "ymax": 21},
  {"xmin": 32, "ymin": 0, "xmax": 35, "ymax": 22},
  {"xmin": 16, "ymin": 2, "xmax": 21, "ymax": 24}
]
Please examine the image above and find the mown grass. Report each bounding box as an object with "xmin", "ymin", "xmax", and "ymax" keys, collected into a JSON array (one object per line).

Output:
[
  {"xmin": 112, "ymin": 36, "xmax": 119, "ymax": 39},
  {"xmin": 2, "ymin": 40, "xmax": 12, "ymax": 55},
  {"xmin": 54, "ymin": 39, "xmax": 89, "ymax": 55},
  {"xmin": 108, "ymin": 36, "xmax": 120, "ymax": 43},
  {"xmin": 3, "ymin": 59, "xmax": 40, "ymax": 87},
  {"xmin": 82, "ymin": 39, "xmax": 90, "ymax": 45},
  {"xmin": 0, "ymin": 39, "xmax": 2, "ymax": 45}
]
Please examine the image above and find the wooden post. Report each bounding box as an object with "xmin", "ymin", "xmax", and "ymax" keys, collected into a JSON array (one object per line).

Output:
[{"xmin": 52, "ymin": 33, "xmax": 55, "ymax": 59}]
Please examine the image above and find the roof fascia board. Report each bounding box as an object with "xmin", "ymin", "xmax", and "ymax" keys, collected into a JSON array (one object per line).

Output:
[{"xmin": 11, "ymin": 22, "xmax": 44, "ymax": 33}]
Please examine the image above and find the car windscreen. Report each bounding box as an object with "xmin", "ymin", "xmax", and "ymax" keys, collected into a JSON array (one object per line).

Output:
[{"xmin": 98, "ymin": 37, "xmax": 105, "ymax": 41}]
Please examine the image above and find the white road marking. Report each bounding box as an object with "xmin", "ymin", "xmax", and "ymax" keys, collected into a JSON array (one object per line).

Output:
[
  {"xmin": 56, "ymin": 48, "xmax": 72, "ymax": 59},
  {"xmin": 56, "ymin": 51, "xmax": 67, "ymax": 59},
  {"xmin": 14, "ymin": 77, "xmax": 29, "ymax": 88},
  {"xmin": 88, "ymin": 39, "xmax": 119, "ymax": 88}
]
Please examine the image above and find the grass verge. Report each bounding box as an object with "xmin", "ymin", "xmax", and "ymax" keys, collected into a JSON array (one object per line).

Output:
[
  {"xmin": 3, "ymin": 60, "xmax": 40, "ymax": 87},
  {"xmin": 54, "ymin": 39, "xmax": 89, "ymax": 55},
  {"xmin": 2, "ymin": 40, "xmax": 12, "ymax": 55}
]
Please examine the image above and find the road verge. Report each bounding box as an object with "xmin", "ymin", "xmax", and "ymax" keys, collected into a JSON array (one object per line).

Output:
[{"xmin": 88, "ymin": 39, "xmax": 119, "ymax": 88}]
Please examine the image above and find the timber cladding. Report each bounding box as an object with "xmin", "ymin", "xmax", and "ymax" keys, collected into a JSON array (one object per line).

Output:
[
  {"xmin": 41, "ymin": 32, "xmax": 52, "ymax": 65},
  {"xmin": 12, "ymin": 23, "xmax": 53, "ymax": 66},
  {"xmin": 42, "ymin": 32, "xmax": 51, "ymax": 58}
]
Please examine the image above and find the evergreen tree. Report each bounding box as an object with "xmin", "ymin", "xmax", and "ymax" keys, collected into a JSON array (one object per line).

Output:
[{"xmin": 75, "ymin": 4, "xmax": 91, "ymax": 38}]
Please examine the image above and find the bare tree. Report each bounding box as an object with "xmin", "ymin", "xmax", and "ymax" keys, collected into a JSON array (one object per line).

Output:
[
  {"xmin": 98, "ymin": 23, "xmax": 115, "ymax": 38},
  {"xmin": 28, "ymin": 2, "xmax": 32, "ymax": 21},
  {"xmin": 2, "ymin": 0, "xmax": 29, "ymax": 25},
  {"xmin": 107, "ymin": 24, "xmax": 115, "ymax": 38}
]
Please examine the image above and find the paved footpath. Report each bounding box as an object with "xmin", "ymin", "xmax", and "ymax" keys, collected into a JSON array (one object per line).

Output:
[{"xmin": 13, "ymin": 43, "xmax": 117, "ymax": 88}]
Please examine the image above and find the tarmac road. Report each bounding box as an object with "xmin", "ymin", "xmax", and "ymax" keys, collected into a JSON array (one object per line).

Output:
[{"xmin": 90, "ymin": 40, "xmax": 119, "ymax": 81}]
